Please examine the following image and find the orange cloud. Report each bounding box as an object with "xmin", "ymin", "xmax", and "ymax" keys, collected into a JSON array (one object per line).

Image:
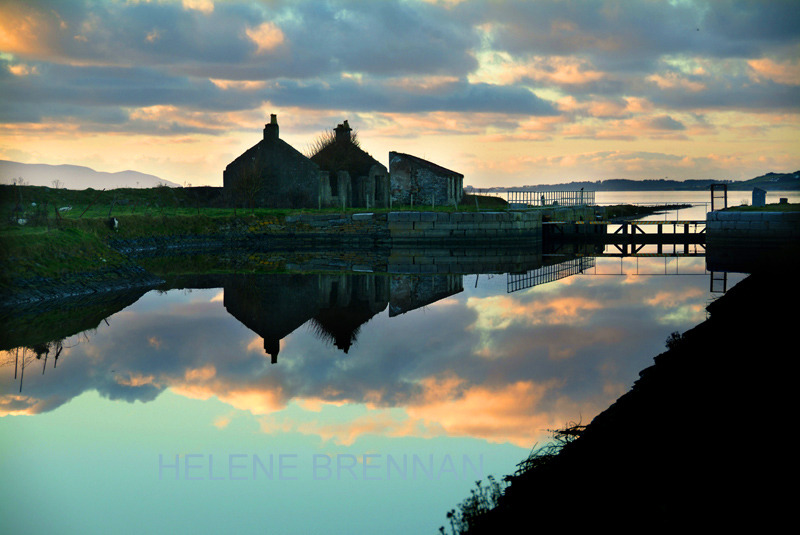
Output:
[
  {"xmin": 748, "ymin": 58, "xmax": 800, "ymax": 86},
  {"xmin": 647, "ymin": 72, "xmax": 706, "ymax": 92},
  {"xmin": 209, "ymin": 79, "xmax": 268, "ymax": 91},
  {"xmin": 8, "ymin": 63, "xmax": 38, "ymax": 76},
  {"xmin": 472, "ymin": 54, "xmax": 607, "ymax": 87},
  {"xmin": 182, "ymin": 0, "xmax": 215, "ymax": 14},
  {"xmin": 246, "ymin": 22, "xmax": 284, "ymax": 54},
  {"xmin": 0, "ymin": 4, "xmax": 52, "ymax": 56}
]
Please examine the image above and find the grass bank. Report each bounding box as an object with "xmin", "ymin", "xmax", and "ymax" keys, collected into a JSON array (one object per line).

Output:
[
  {"xmin": 724, "ymin": 202, "xmax": 800, "ymax": 212},
  {"xmin": 1, "ymin": 184, "xmax": 682, "ymax": 300}
]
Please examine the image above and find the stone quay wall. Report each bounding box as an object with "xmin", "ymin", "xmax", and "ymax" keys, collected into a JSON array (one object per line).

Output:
[
  {"xmin": 387, "ymin": 210, "xmax": 543, "ymax": 245},
  {"xmin": 257, "ymin": 207, "xmax": 596, "ymax": 246},
  {"xmin": 113, "ymin": 207, "xmax": 597, "ymax": 256},
  {"xmin": 706, "ymin": 210, "xmax": 800, "ymax": 247}
]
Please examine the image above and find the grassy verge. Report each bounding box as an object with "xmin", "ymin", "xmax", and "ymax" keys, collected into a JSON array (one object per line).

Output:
[
  {"xmin": 1, "ymin": 185, "xmax": 508, "ymax": 223},
  {"xmin": 725, "ymin": 202, "xmax": 800, "ymax": 212},
  {"xmin": 0, "ymin": 226, "xmax": 131, "ymax": 290},
  {"xmin": 0, "ymin": 185, "xmax": 624, "ymax": 294}
]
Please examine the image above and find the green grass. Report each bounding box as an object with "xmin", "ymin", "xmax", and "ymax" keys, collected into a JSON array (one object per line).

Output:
[
  {"xmin": 0, "ymin": 226, "xmax": 131, "ymax": 290},
  {"xmin": 1, "ymin": 185, "xmax": 508, "ymax": 223},
  {"xmin": 0, "ymin": 185, "xmax": 567, "ymax": 292},
  {"xmin": 726, "ymin": 202, "xmax": 800, "ymax": 212}
]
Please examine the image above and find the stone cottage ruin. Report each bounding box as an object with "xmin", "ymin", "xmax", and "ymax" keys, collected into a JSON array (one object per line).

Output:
[
  {"xmin": 223, "ymin": 114, "xmax": 323, "ymax": 208},
  {"xmin": 389, "ymin": 151, "xmax": 464, "ymax": 206},
  {"xmin": 310, "ymin": 120, "xmax": 390, "ymax": 210},
  {"xmin": 223, "ymin": 115, "xmax": 463, "ymax": 209}
]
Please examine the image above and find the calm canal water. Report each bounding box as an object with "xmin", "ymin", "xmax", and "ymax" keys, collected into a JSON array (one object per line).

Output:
[{"xmin": 1, "ymin": 190, "xmax": 797, "ymax": 534}]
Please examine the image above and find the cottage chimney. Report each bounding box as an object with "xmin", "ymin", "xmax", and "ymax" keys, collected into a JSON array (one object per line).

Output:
[
  {"xmin": 264, "ymin": 114, "xmax": 279, "ymax": 141},
  {"xmin": 334, "ymin": 120, "xmax": 352, "ymax": 143}
]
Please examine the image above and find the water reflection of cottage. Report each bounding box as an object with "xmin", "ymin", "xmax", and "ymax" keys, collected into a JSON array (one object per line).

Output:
[
  {"xmin": 222, "ymin": 273, "xmax": 464, "ymax": 362},
  {"xmin": 223, "ymin": 274, "xmax": 388, "ymax": 362}
]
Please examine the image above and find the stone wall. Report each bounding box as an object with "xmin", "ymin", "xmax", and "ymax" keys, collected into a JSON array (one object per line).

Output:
[
  {"xmin": 110, "ymin": 208, "xmax": 596, "ymax": 257},
  {"xmin": 705, "ymin": 210, "xmax": 800, "ymax": 272},
  {"xmin": 387, "ymin": 211, "xmax": 542, "ymax": 245},
  {"xmin": 706, "ymin": 210, "xmax": 800, "ymax": 246},
  {"xmin": 389, "ymin": 152, "xmax": 463, "ymax": 206}
]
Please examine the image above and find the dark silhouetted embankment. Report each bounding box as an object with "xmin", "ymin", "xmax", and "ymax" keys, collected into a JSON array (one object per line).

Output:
[{"xmin": 450, "ymin": 272, "xmax": 795, "ymax": 531}]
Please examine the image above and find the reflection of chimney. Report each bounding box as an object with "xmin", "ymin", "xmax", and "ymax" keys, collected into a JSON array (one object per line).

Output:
[
  {"xmin": 264, "ymin": 114, "xmax": 279, "ymax": 141},
  {"xmin": 264, "ymin": 338, "xmax": 279, "ymax": 364},
  {"xmin": 334, "ymin": 120, "xmax": 351, "ymax": 143}
]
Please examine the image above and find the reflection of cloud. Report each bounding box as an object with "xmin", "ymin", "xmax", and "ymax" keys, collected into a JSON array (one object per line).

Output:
[
  {"xmin": 467, "ymin": 293, "xmax": 603, "ymax": 331},
  {"xmin": 295, "ymin": 411, "xmax": 416, "ymax": 446},
  {"xmin": 406, "ymin": 376, "xmax": 563, "ymax": 446},
  {"xmin": 251, "ymin": 375, "xmax": 578, "ymax": 447},
  {"xmin": 646, "ymin": 287, "xmax": 706, "ymax": 325},
  {"xmin": 213, "ymin": 414, "xmax": 232, "ymax": 429},
  {"xmin": 0, "ymin": 272, "xmax": 730, "ymax": 447},
  {"xmin": 184, "ymin": 365, "xmax": 216, "ymax": 382},
  {"xmin": 0, "ymin": 394, "xmax": 41, "ymax": 416},
  {"xmin": 115, "ymin": 373, "xmax": 157, "ymax": 387}
]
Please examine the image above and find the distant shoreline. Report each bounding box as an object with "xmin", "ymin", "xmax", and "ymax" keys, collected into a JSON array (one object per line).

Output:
[{"xmin": 467, "ymin": 172, "xmax": 800, "ymax": 193}]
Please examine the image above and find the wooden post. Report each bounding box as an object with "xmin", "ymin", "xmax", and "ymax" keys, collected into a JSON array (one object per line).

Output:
[{"xmin": 79, "ymin": 188, "xmax": 105, "ymax": 218}]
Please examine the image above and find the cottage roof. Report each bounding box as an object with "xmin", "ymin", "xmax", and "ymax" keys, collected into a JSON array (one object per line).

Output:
[
  {"xmin": 224, "ymin": 114, "xmax": 318, "ymax": 173},
  {"xmin": 310, "ymin": 122, "xmax": 385, "ymax": 178},
  {"xmin": 390, "ymin": 152, "xmax": 463, "ymax": 178}
]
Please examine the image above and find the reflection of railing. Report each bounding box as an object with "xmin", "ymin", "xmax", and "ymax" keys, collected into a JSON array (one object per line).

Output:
[
  {"xmin": 506, "ymin": 190, "xmax": 595, "ymax": 207},
  {"xmin": 507, "ymin": 257, "xmax": 595, "ymax": 293}
]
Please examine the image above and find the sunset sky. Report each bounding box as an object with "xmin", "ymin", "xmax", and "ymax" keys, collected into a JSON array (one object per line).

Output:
[{"xmin": 1, "ymin": 0, "xmax": 798, "ymax": 187}]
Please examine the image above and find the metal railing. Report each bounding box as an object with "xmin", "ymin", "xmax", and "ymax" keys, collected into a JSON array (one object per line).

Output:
[{"xmin": 506, "ymin": 189, "xmax": 595, "ymax": 207}]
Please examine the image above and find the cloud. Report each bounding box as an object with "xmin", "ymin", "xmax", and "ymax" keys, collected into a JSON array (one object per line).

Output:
[
  {"xmin": 0, "ymin": 0, "xmax": 798, "ymax": 184},
  {"xmin": 245, "ymin": 22, "xmax": 285, "ymax": 54}
]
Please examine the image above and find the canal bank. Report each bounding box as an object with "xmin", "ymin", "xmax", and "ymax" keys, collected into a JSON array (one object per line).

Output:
[
  {"xmin": 1, "ymin": 206, "xmax": 595, "ymax": 307},
  {"xmin": 444, "ymin": 271, "xmax": 795, "ymax": 532}
]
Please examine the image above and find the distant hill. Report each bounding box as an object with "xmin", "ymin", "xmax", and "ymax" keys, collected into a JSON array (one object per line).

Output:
[
  {"xmin": 738, "ymin": 171, "xmax": 800, "ymax": 190},
  {"xmin": 467, "ymin": 171, "xmax": 800, "ymax": 193},
  {"xmin": 0, "ymin": 160, "xmax": 180, "ymax": 190}
]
